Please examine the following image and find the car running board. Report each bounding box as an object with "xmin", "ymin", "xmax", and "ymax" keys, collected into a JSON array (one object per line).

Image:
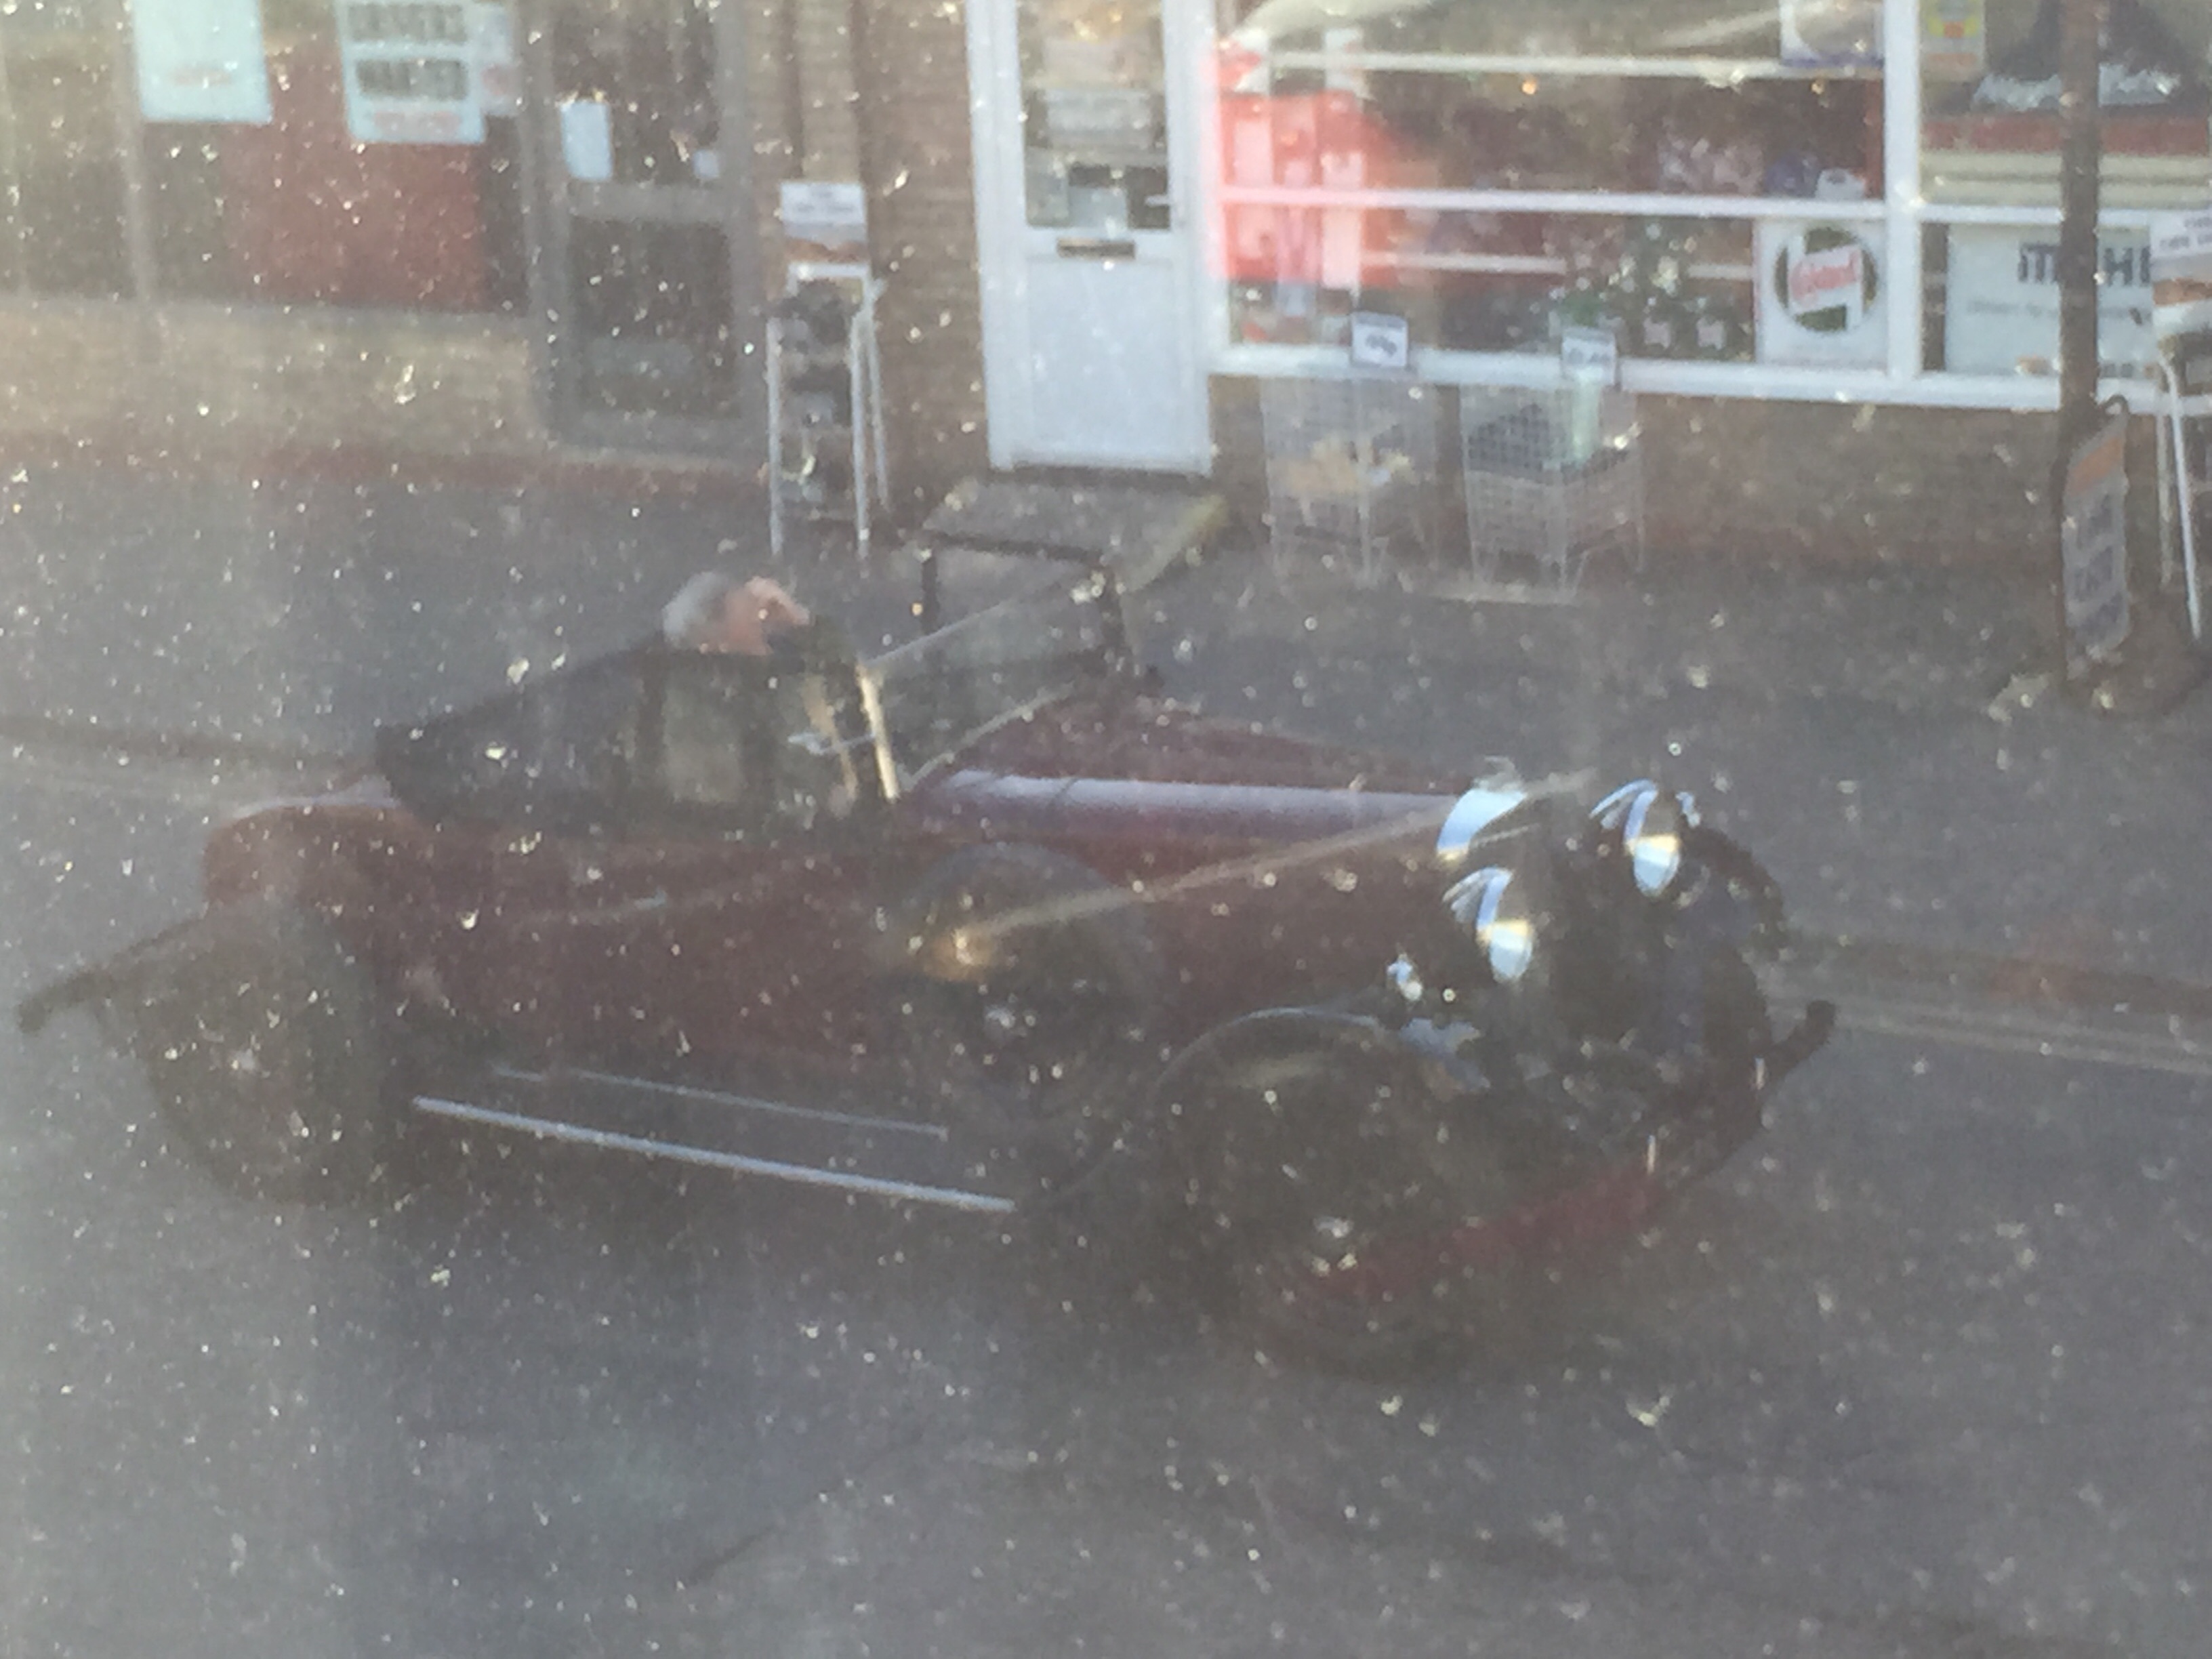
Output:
[{"xmin": 409, "ymin": 1061, "xmax": 1018, "ymax": 1215}]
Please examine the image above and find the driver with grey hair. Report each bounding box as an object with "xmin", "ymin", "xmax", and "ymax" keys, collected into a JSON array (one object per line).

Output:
[
  {"xmin": 657, "ymin": 571, "xmax": 858, "ymax": 823},
  {"xmin": 662, "ymin": 571, "xmax": 812, "ymax": 656}
]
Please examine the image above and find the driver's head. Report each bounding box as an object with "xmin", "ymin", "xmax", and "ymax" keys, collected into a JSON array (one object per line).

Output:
[{"xmin": 663, "ymin": 571, "xmax": 813, "ymax": 657}]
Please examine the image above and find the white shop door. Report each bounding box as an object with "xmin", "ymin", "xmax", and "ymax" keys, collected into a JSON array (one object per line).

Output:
[{"xmin": 968, "ymin": 0, "xmax": 1211, "ymax": 473}]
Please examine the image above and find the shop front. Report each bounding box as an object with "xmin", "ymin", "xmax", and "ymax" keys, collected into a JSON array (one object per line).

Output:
[
  {"xmin": 1, "ymin": 0, "xmax": 2205, "ymax": 550},
  {"xmin": 943, "ymin": 0, "xmax": 2212, "ymax": 556}
]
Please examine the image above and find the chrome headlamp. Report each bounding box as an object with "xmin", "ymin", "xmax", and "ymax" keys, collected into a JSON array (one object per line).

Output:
[
  {"xmin": 1593, "ymin": 781, "xmax": 1699, "ymax": 899},
  {"xmin": 1442, "ymin": 865, "xmax": 1537, "ymax": 985},
  {"xmin": 1435, "ymin": 782, "xmax": 1527, "ymax": 869}
]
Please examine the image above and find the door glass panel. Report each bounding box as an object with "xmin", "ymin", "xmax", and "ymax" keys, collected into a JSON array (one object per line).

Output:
[
  {"xmin": 548, "ymin": 0, "xmax": 721, "ymax": 186},
  {"xmin": 569, "ymin": 220, "xmax": 738, "ymax": 417},
  {"xmin": 1019, "ymin": 0, "xmax": 1169, "ymax": 231}
]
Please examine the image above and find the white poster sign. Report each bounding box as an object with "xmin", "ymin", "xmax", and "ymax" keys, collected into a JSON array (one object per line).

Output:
[
  {"xmin": 1559, "ymin": 325, "xmax": 1619, "ymax": 384},
  {"xmin": 336, "ymin": 1, "xmax": 485, "ymax": 146},
  {"xmin": 1755, "ymin": 220, "xmax": 1887, "ymax": 368},
  {"xmin": 557, "ymin": 101, "xmax": 614, "ymax": 181},
  {"xmin": 780, "ymin": 181, "xmax": 869, "ymax": 259},
  {"xmin": 1944, "ymin": 226, "xmax": 2155, "ymax": 376},
  {"xmin": 2150, "ymin": 209, "xmax": 2212, "ymax": 346},
  {"xmin": 2061, "ymin": 410, "xmax": 2131, "ymax": 674},
  {"xmin": 134, "ymin": 0, "xmax": 272, "ymax": 125}
]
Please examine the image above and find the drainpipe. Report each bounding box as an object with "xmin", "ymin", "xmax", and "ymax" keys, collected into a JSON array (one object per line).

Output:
[{"xmin": 2053, "ymin": 0, "xmax": 2104, "ymax": 680}]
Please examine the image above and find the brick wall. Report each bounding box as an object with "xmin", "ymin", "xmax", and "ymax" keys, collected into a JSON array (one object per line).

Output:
[
  {"xmin": 0, "ymin": 305, "xmax": 140, "ymax": 433},
  {"xmin": 752, "ymin": 0, "xmax": 869, "ymax": 296},
  {"xmin": 0, "ymin": 302, "xmax": 542, "ymax": 460},
  {"xmin": 853, "ymin": 0, "xmax": 989, "ymax": 518},
  {"xmin": 1637, "ymin": 397, "xmax": 2053, "ymax": 563}
]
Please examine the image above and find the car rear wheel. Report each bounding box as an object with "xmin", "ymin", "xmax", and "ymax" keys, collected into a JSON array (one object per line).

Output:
[
  {"xmin": 887, "ymin": 844, "xmax": 1160, "ymax": 1195},
  {"xmin": 124, "ymin": 897, "xmax": 388, "ymax": 1204}
]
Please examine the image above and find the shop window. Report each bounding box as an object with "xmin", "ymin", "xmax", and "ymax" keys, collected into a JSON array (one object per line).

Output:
[
  {"xmin": 1, "ymin": 19, "xmax": 131, "ymax": 298},
  {"xmin": 138, "ymin": 24, "xmax": 527, "ymax": 314},
  {"xmin": 1214, "ymin": 1, "xmax": 1885, "ymax": 371},
  {"xmin": 141, "ymin": 110, "xmax": 528, "ymax": 312},
  {"xmin": 547, "ymin": 0, "xmax": 721, "ymax": 188},
  {"xmin": 1922, "ymin": 0, "xmax": 2209, "ymax": 381},
  {"xmin": 1019, "ymin": 0, "xmax": 1172, "ymax": 233},
  {"xmin": 1213, "ymin": 0, "xmax": 2212, "ymax": 404},
  {"xmin": 567, "ymin": 220, "xmax": 739, "ymax": 419}
]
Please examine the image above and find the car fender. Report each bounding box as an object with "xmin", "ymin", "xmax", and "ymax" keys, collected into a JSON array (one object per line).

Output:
[
  {"xmin": 16, "ymin": 912, "xmax": 218, "ymax": 1038},
  {"xmin": 1683, "ymin": 823, "xmax": 1790, "ymax": 951},
  {"xmin": 1146, "ymin": 1006, "xmax": 1526, "ymax": 1210},
  {"xmin": 203, "ymin": 806, "xmax": 383, "ymax": 917},
  {"xmin": 1149, "ymin": 1005, "xmax": 1462, "ymax": 1107}
]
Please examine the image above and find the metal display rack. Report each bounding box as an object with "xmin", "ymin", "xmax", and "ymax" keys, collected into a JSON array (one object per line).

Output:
[
  {"xmin": 1258, "ymin": 375, "xmax": 1440, "ymax": 586},
  {"xmin": 767, "ymin": 261, "xmax": 890, "ymax": 560},
  {"xmin": 1459, "ymin": 384, "xmax": 1645, "ymax": 594}
]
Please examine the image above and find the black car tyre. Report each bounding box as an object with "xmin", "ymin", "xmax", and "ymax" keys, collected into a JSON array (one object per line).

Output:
[
  {"xmin": 1164, "ymin": 1018, "xmax": 1539, "ymax": 1380},
  {"xmin": 124, "ymin": 896, "xmax": 388, "ymax": 1204},
  {"xmin": 887, "ymin": 843, "xmax": 1161, "ymax": 1191}
]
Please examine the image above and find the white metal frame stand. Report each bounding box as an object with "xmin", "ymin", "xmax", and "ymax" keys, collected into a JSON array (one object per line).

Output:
[
  {"xmin": 2154, "ymin": 334, "xmax": 2212, "ymax": 643},
  {"xmin": 1257, "ymin": 373, "xmax": 1439, "ymax": 587},
  {"xmin": 1459, "ymin": 383, "xmax": 1646, "ymax": 596},
  {"xmin": 767, "ymin": 260, "xmax": 890, "ymax": 561}
]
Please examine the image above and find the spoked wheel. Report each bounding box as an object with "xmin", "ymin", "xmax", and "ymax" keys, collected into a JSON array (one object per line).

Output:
[
  {"xmin": 122, "ymin": 897, "xmax": 388, "ymax": 1204},
  {"xmin": 1168, "ymin": 1026, "xmax": 1535, "ymax": 1379},
  {"xmin": 897, "ymin": 950, "xmax": 1154, "ymax": 1191}
]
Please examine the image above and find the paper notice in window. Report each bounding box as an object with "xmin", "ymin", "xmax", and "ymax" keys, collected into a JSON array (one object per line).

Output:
[
  {"xmin": 558, "ymin": 99, "xmax": 615, "ymax": 182},
  {"xmin": 2152, "ymin": 210, "xmax": 2212, "ymax": 347}
]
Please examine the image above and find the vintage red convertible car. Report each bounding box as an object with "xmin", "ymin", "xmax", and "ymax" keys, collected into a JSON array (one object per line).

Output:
[{"xmin": 22, "ymin": 558, "xmax": 1828, "ymax": 1372}]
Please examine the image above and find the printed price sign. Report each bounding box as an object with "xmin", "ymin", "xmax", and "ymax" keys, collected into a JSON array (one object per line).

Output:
[
  {"xmin": 337, "ymin": 1, "xmax": 485, "ymax": 145},
  {"xmin": 781, "ymin": 182, "xmax": 869, "ymax": 260},
  {"xmin": 1559, "ymin": 325, "xmax": 1618, "ymax": 383},
  {"xmin": 1348, "ymin": 312, "xmax": 1410, "ymax": 371}
]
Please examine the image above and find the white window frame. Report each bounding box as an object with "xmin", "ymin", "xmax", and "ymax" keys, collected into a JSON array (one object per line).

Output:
[{"xmin": 1191, "ymin": 0, "xmax": 2207, "ymax": 412}]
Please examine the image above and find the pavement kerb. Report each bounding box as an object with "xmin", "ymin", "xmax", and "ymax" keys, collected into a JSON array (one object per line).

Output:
[{"xmin": 0, "ymin": 428, "xmax": 760, "ymax": 502}]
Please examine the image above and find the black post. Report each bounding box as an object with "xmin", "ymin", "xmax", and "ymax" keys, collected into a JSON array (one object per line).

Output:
[{"xmin": 2053, "ymin": 0, "xmax": 2105, "ymax": 676}]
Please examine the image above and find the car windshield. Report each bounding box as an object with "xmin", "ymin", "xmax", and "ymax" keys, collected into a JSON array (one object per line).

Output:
[{"xmin": 861, "ymin": 562, "xmax": 1123, "ymax": 787}]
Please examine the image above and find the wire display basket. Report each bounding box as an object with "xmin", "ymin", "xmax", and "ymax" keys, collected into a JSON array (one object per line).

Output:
[
  {"xmin": 1460, "ymin": 384, "xmax": 1645, "ymax": 594},
  {"xmin": 1260, "ymin": 376, "xmax": 1440, "ymax": 586}
]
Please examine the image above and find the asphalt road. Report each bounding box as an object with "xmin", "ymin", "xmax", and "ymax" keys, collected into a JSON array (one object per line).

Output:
[{"xmin": 3, "ymin": 728, "xmax": 2210, "ymax": 1659}]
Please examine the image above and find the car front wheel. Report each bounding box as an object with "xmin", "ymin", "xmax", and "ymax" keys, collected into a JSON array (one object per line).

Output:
[{"xmin": 1164, "ymin": 1023, "xmax": 1538, "ymax": 1379}]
